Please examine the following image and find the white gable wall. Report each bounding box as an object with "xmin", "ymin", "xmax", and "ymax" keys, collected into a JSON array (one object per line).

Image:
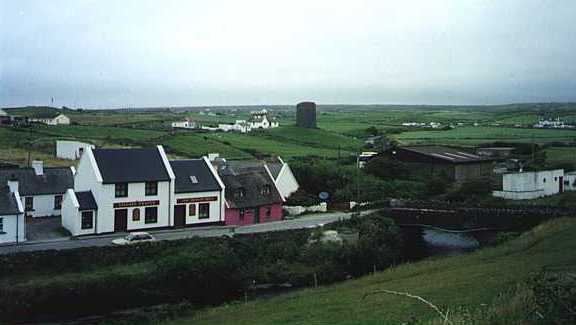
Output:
[
  {"xmin": 275, "ymin": 164, "xmax": 299, "ymax": 199},
  {"xmin": 56, "ymin": 141, "xmax": 95, "ymax": 160},
  {"xmin": 493, "ymin": 169, "xmax": 565, "ymax": 200}
]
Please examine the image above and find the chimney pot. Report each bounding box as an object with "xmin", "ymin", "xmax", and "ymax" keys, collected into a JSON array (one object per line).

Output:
[{"xmin": 32, "ymin": 160, "xmax": 44, "ymax": 176}]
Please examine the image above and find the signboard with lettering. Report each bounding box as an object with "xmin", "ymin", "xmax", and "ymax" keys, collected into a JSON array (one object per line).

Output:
[
  {"xmin": 113, "ymin": 200, "xmax": 160, "ymax": 209},
  {"xmin": 176, "ymin": 196, "xmax": 218, "ymax": 204}
]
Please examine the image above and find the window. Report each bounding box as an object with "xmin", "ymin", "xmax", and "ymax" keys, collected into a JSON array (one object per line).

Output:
[
  {"xmin": 188, "ymin": 204, "xmax": 196, "ymax": 216},
  {"xmin": 542, "ymin": 178, "xmax": 546, "ymax": 183},
  {"xmin": 145, "ymin": 207, "xmax": 158, "ymax": 224},
  {"xmin": 565, "ymin": 180, "xmax": 570, "ymax": 186},
  {"xmin": 115, "ymin": 183, "xmax": 128, "ymax": 198},
  {"xmin": 0, "ymin": 217, "xmax": 3, "ymax": 233},
  {"xmin": 261, "ymin": 184, "xmax": 271, "ymax": 196},
  {"xmin": 554, "ymin": 177, "xmax": 558, "ymax": 182},
  {"xmin": 265, "ymin": 206, "xmax": 272, "ymax": 217},
  {"xmin": 239, "ymin": 208, "xmax": 245, "ymax": 220},
  {"xmin": 145, "ymin": 181, "xmax": 158, "ymax": 196},
  {"xmin": 236, "ymin": 188, "xmax": 246, "ymax": 198},
  {"xmin": 132, "ymin": 208, "xmax": 140, "ymax": 221},
  {"xmin": 81, "ymin": 211, "xmax": 93, "ymax": 229},
  {"xmin": 25, "ymin": 197, "xmax": 33, "ymax": 211},
  {"xmin": 199, "ymin": 203, "xmax": 210, "ymax": 219},
  {"xmin": 54, "ymin": 195, "xmax": 63, "ymax": 210}
]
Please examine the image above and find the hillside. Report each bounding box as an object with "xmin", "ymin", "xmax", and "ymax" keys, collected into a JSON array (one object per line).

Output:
[{"xmin": 161, "ymin": 218, "xmax": 576, "ymax": 325}]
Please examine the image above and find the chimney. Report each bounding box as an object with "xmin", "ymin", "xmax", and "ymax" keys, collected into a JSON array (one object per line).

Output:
[
  {"xmin": 7, "ymin": 175, "xmax": 18, "ymax": 193},
  {"xmin": 32, "ymin": 160, "xmax": 44, "ymax": 176}
]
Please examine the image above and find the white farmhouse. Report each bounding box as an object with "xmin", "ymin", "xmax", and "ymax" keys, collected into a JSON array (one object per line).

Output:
[
  {"xmin": 29, "ymin": 113, "xmax": 70, "ymax": 125},
  {"xmin": 0, "ymin": 161, "xmax": 74, "ymax": 218},
  {"xmin": 217, "ymin": 120, "xmax": 252, "ymax": 133},
  {"xmin": 56, "ymin": 140, "xmax": 95, "ymax": 160},
  {"xmin": 61, "ymin": 146, "xmax": 225, "ymax": 236},
  {"xmin": 0, "ymin": 180, "xmax": 25, "ymax": 244},
  {"xmin": 247, "ymin": 109, "xmax": 279, "ymax": 129},
  {"xmin": 493, "ymin": 169, "xmax": 567, "ymax": 200},
  {"xmin": 171, "ymin": 119, "xmax": 197, "ymax": 129}
]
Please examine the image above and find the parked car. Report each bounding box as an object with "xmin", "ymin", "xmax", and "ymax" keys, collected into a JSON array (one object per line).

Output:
[{"xmin": 112, "ymin": 232, "xmax": 156, "ymax": 245}]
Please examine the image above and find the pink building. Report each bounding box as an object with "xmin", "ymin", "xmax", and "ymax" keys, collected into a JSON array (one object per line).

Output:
[{"xmin": 215, "ymin": 161, "xmax": 284, "ymax": 226}]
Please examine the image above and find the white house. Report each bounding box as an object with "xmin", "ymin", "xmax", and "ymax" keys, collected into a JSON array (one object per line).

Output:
[
  {"xmin": 56, "ymin": 140, "xmax": 95, "ymax": 160},
  {"xmin": 61, "ymin": 146, "xmax": 226, "ymax": 236},
  {"xmin": 217, "ymin": 120, "xmax": 252, "ymax": 133},
  {"xmin": 493, "ymin": 169, "xmax": 566, "ymax": 200},
  {"xmin": 565, "ymin": 171, "xmax": 576, "ymax": 191},
  {"xmin": 248, "ymin": 109, "xmax": 279, "ymax": 129},
  {"xmin": 169, "ymin": 158, "xmax": 225, "ymax": 227},
  {"xmin": 29, "ymin": 113, "xmax": 70, "ymax": 126},
  {"xmin": 171, "ymin": 119, "xmax": 197, "ymax": 129},
  {"xmin": 0, "ymin": 161, "xmax": 74, "ymax": 218},
  {"xmin": 0, "ymin": 180, "xmax": 25, "ymax": 244}
]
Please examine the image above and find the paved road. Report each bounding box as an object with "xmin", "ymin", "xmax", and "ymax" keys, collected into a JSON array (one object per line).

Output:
[{"xmin": 0, "ymin": 210, "xmax": 373, "ymax": 255}]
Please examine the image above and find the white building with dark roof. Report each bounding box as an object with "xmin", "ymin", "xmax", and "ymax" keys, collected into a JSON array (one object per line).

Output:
[
  {"xmin": 247, "ymin": 109, "xmax": 279, "ymax": 129},
  {"xmin": 0, "ymin": 161, "xmax": 74, "ymax": 218},
  {"xmin": 0, "ymin": 182, "xmax": 25, "ymax": 244},
  {"xmin": 62, "ymin": 146, "xmax": 225, "ymax": 236},
  {"xmin": 29, "ymin": 112, "xmax": 70, "ymax": 125}
]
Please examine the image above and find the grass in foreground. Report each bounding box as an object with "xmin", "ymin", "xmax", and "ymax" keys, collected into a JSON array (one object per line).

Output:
[{"xmin": 161, "ymin": 218, "xmax": 576, "ymax": 325}]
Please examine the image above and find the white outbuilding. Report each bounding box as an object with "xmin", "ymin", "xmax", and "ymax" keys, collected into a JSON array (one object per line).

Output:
[
  {"xmin": 56, "ymin": 140, "xmax": 95, "ymax": 160},
  {"xmin": 493, "ymin": 169, "xmax": 567, "ymax": 200},
  {"xmin": 0, "ymin": 180, "xmax": 25, "ymax": 244}
]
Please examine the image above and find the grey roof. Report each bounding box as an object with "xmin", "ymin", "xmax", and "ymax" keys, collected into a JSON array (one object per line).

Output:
[
  {"xmin": 402, "ymin": 146, "xmax": 491, "ymax": 163},
  {"xmin": 92, "ymin": 148, "xmax": 171, "ymax": 184},
  {"xmin": 30, "ymin": 111, "xmax": 62, "ymax": 119},
  {"xmin": 170, "ymin": 159, "xmax": 222, "ymax": 194},
  {"xmin": 219, "ymin": 166, "xmax": 283, "ymax": 209},
  {"xmin": 0, "ymin": 186, "xmax": 20, "ymax": 215},
  {"xmin": 0, "ymin": 167, "xmax": 73, "ymax": 196},
  {"xmin": 213, "ymin": 158, "xmax": 283, "ymax": 181},
  {"xmin": 76, "ymin": 191, "xmax": 97, "ymax": 211}
]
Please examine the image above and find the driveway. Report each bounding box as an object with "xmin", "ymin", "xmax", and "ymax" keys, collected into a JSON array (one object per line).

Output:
[
  {"xmin": 26, "ymin": 216, "xmax": 69, "ymax": 241},
  {"xmin": 0, "ymin": 210, "xmax": 374, "ymax": 255}
]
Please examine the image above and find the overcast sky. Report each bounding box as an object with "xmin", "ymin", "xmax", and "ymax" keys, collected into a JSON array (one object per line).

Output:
[{"xmin": 1, "ymin": 0, "xmax": 576, "ymax": 108}]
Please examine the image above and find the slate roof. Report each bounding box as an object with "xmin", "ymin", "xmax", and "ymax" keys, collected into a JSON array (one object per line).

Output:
[
  {"xmin": 0, "ymin": 167, "xmax": 73, "ymax": 196},
  {"xmin": 212, "ymin": 158, "xmax": 283, "ymax": 180},
  {"xmin": 92, "ymin": 148, "xmax": 171, "ymax": 184},
  {"xmin": 219, "ymin": 166, "xmax": 283, "ymax": 209},
  {"xmin": 170, "ymin": 159, "xmax": 222, "ymax": 194},
  {"xmin": 401, "ymin": 146, "xmax": 491, "ymax": 164},
  {"xmin": 30, "ymin": 111, "xmax": 62, "ymax": 119},
  {"xmin": 0, "ymin": 186, "xmax": 20, "ymax": 215},
  {"xmin": 76, "ymin": 191, "xmax": 98, "ymax": 211}
]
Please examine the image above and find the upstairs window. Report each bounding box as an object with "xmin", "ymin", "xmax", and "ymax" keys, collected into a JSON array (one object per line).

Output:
[
  {"xmin": 54, "ymin": 195, "xmax": 63, "ymax": 210},
  {"xmin": 145, "ymin": 181, "xmax": 158, "ymax": 196},
  {"xmin": 25, "ymin": 197, "xmax": 34, "ymax": 211},
  {"xmin": 190, "ymin": 176, "xmax": 198, "ymax": 184},
  {"xmin": 261, "ymin": 184, "xmax": 271, "ymax": 196},
  {"xmin": 115, "ymin": 183, "xmax": 128, "ymax": 198}
]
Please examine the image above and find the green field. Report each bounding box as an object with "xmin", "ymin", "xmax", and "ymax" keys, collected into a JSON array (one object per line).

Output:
[
  {"xmin": 395, "ymin": 126, "xmax": 576, "ymax": 145},
  {"xmin": 161, "ymin": 218, "xmax": 576, "ymax": 325},
  {"xmin": 2, "ymin": 105, "xmax": 576, "ymax": 167}
]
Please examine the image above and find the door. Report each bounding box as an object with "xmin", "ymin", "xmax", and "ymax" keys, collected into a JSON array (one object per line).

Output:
[
  {"xmin": 114, "ymin": 209, "xmax": 128, "ymax": 232},
  {"xmin": 559, "ymin": 176, "xmax": 564, "ymax": 193},
  {"xmin": 174, "ymin": 205, "xmax": 186, "ymax": 227},
  {"xmin": 254, "ymin": 207, "xmax": 260, "ymax": 224}
]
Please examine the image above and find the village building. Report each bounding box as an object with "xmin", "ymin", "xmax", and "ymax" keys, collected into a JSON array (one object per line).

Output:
[
  {"xmin": 0, "ymin": 161, "xmax": 74, "ymax": 218},
  {"xmin": 56, "ymin": 140, "xmax": 95, "ymax": 160},
  {"xmin": 493, "ymin": 169, "xmax": 570, "ymax": 200},
  {"xmin": 170, "ymin": 158, "xmax": 225, "ymax": 227},
  {"xmin": 247, "ymin": 109, "xmax": 279, "ymax": 129},
  {"xmin": 171, "ymin": 119, "xmax": 198, "ymax": 129},
  {"xmin": 29, "ymin": 112, "xmax": 70, "ymax": 125},
  {"xmin": 62, "ymin": 146, "xmax": 174, "ymax": 235},
  {"xmin": 382, "ymin": 146, "xmax": 494, "ymax": 182},
  {"xmin": 213, "ymin": 160, "xmax": 284, "ymax": 226},
  {"xmin": 0, "ymin": 181, "xmax": 25, "ymax": 244}
]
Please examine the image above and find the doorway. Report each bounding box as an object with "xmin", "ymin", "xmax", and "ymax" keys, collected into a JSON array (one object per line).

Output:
[
  {"xmin": 114, "ymin": 209, "xmax": 128, "ymax": 232},
  {"xmin": 174, "ymin": 205, "xmax": 186, "ymax": 227}
]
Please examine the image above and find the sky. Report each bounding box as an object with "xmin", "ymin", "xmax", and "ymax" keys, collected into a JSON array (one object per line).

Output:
[{"xmin": 1, "ymin": 0, "xmax": 576, "ymax": 108}]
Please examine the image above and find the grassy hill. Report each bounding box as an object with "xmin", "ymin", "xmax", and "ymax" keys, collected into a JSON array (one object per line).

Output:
[{"xmin": 160, "ymin": 218, "xmax": 576, "ymax": 325}]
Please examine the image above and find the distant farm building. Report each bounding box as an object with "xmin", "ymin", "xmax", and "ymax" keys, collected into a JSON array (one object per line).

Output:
[
  {"xmin": 247, "ymin": 109, "xmax": 279, "ymax": 129},
  {"xmin": 29, "ymin": 112, "xmax": 70, "ymax": 125},
  {"xmin": 493, "ymin": 169, "xmax": 574, "ymax": 200},
  {"xmin": 382, "ymin": 146, "xmax": 494, "ymax": 182},
  {"xmin": 56, "ymin": 140, "xmax": 95, "ymax": 160},
  {"xmin": 296, "ymin": 102, "xmax": 317, "ymax": 128},
  {"xmin": 171, "ymin": 119, "xmax": 198, "ymax": 129}
]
